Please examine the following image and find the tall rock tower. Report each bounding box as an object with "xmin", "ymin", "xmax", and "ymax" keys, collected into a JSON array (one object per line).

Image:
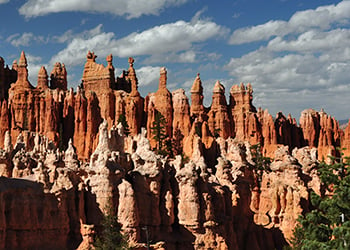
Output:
[
  {"xmin": 190, "ymin": 73, "xmax": 205, "ymax": 120},
  {"xmin": 207, "ymin": 80, "xmax": 231, "ymax": 139}
]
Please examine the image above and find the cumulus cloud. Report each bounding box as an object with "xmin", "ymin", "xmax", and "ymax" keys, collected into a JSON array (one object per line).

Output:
[
  {"xmin": 50, "ymin": 31, "xmax": 114, "ymax": 66},
  {"xmin": 52, "ymin": 24, "xmax": 103, "ymax": 43},
  {"xmin": 19, "ymin": 0, "xmax": 189, "ymax": 19},
  {"xmin": 109, "ymin": 19, "xmax": 228, "ymax": 57},
  {"xmin": 145, "ymin": 51, "xmax": 197, "ymax": 64},
  {"xmin": 0, "ymin": 0, "xmax": 9, "ymax": 4},
  {"xmin": 225, "ymin": 1, "xmax": 350, "ymax": 119},
  {"xmin": 50, "ymin": 18, "xmax": 228, "ymax": 67},
  {"xmin": 267, "ymin": 29, "xmax": 350, "ymax": 53},
  {"xmin": 6, "ymin": 32, "xmax": 46, "ymax": 47},
  {"xmin": 136, "ymin": 66, "xmax": 161, "ymax": 86},
  {"xmin": 225, "ymin": 43, "xmax": 350, "ymax": 118},
  {"xmin": 229, "ymin": 1, "xmax": 350, "ymax": 44}
]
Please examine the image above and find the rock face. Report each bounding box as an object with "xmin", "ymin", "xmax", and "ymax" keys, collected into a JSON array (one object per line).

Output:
[
  {"xmin": 0, "ymin": 51, "xmax": 349, "ymax": 249},
  {"xmin": 254, "ymin": 146, "xmax": 310, "ymax": 240},
  {"xmin": 300, "ymin": 109, "xmax": 340, "ymax": 161},
  {"xmin": 0, "ymin": 119, "xmax": 306, "ymax": 250},
  {"xmin": 50, "ymin": 62, "xmax": 67, "ymax": 90},
  {"xmin": 229, "ymin": 83, "xmax": 260, "ymax": 145},
  {"xmin": 172, "ymin": 89, "xmax": 191, "ymax": 154},
  {"xmin": 0, "ymin": 56, "xmax": 17, "ymax": 100},
  {"xmin": 1, "ymin": 52, "xmax": 344, "ymax": 162},
  {"xmin": 124, "ymin": 57, "xmax": 144, "ymax": 136},
  {"xmin": 342, "ymin": 120, "xmax": 350, "ymax": 158},
  {"xmin": 190, "ymin": 73, "xmax": 205, "ymax": 120},
  {"xmin": 207, "ymin": 81, "xmax": 231, "ymax": 139},
  {"xmin": 0, "ymin": 133, "xmax": 83, "ymax": 250},
  {"xmin": 154, "ymin": 67, "xmax": 173, "ymax": 137}
]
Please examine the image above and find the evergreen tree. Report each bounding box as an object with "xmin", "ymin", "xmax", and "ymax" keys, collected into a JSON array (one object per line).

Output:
[
  {"xmin": 290, "ymin": 152, "xmax": 350, "ymax": 250},
  {"xmin": 250, "ymin": 143, "xmax": 271, "ymax": 189},
  {"xmin": 150, "ymin": 112, "xmax": 169, "ymax": 156},
  {"xmin": 117, "ymin": 114, "xmax": 130, "ymax": 136},
  {"xmin": 94, "ymin": 204, "xmax": 128, "ymax": 250}
]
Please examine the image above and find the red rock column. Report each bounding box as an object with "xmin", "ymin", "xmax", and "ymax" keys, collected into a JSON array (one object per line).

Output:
[
  {"xmin": 63, "ymin": 88, "xmax": 75, "ymax": 147},
  {"xmin": 73, "ymin": 88, "xmax": 87, "ymax": 159},
  {"xmin": 153, "ymin": 67, "xmax": 173, "ymax": 137},
  {"xmin": 0, "ymin": 100, "xmax": 10, "ymax": 148},
  {"xmin": 342, "ymin": 120, "xmax": 350, "ymax": 158},
  {"xmin": 85, "ymin": 92, "xmax": 102, "ymax": 158},
  {"xmin": 190, "ymin": 73, "xmax": 205, "ymax": 120},
  {"xmin": 207, "ymin": 80, "xmax": 231, "ymax": 139},
  {"xmin": 172, "ymin": 88, "xmax": 190, "ymax": 139}
]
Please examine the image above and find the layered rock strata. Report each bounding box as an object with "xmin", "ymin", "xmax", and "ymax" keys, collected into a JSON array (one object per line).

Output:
[
  {"xmin": 1, "ymin": 123, "xmax": 321, "ymax": 249},
  {"xmin": 1, "ymin": 52, "xmax": 345, "ymax": 161},
  {"xmin": 0, "ymin": 51, "xmax": 348, "ymax": 249}
]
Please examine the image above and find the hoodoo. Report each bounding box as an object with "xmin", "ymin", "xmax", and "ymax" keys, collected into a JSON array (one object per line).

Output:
[{"xmin": 0, "ymin": 51, "xmax": 348, "ymax": 249}]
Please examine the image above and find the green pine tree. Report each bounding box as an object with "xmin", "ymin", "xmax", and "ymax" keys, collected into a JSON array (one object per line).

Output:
[
  {"xmin": 150, "ymin": 112, "xmax": 169, "ymax": 156},
  {"xmin": 250, "ymin": 143, "xmax": 272, "ymax": 189},
  {"xmin": 94, "ymin": 204, "xmax": 128, "ymax": 250},
  {"xmin": 290, "ymin": 151, "xmax": 350, "ymax": 250},
  {"xmin": 117, "ymin": 114, "xmax": 130, "ymax": 136}
]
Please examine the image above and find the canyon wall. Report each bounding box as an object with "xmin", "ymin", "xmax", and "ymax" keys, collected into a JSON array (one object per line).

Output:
[
  {"xmin": 0, "ymin": 52, "xmax": 349, "ymax": 249},
  {"xmin": 0, "ymin": 52, "xmax": 345, "ymax": 162},
  {"xmin": 0, "ymin": 120, "xmax": 320, "ymax": 249}
]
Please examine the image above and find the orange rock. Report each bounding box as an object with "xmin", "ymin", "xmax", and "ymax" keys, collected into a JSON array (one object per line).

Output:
[
  {"xmin": 8, "ymin": 52, "xmax": 35, "ymax": 142},
  {"xmin": 0, "ymin": 100, "xmax": 10, "ymax": 148},
  {"xmin": 172, "ymin": 89, "xmax": 191, "ymax": 154},
  {"xmin": 85, "ymin": 91, "xmax": 102, "ymax": 158},
  {"xmin": 183, "ymin": 119, "xmax": 201, "ymax": 159},
  {"xmin": 299, "ymin": 109, "xmax": 340, "ymax": 161},
  {"xmin": 50, "ymin": 62, "xmax": 67, "ymax": 90},
  {"xmin": 63, "ymin": 88, "xmax": 75, "ymax": 147},
  {"xmin": 1, "ymin": 51, "xmax": 350, "ymax": 250},
  {"xmin": 146, "ymin": 96, "xmax": 157, "ymax": 149},
  {"xmin": 0, "ymin": 56, "xmax": 16, "ymax": 100},
  {"xmin": 125, "ymin": 61, "xmax": 144, "ymax": 136},
  {"xmin": 153, "ymin": 67, "xmax": 173, "ymax": 137},
  {"xmin": 125, "ymin": 57, "xmax": 136, "ymax": 93},
  {"xmin": 73, "ymin": 87, "xmax": 87, "ymax": 159},
  {"xmin": 82, "ymin": 51, "xmax": 114, "ymax": 93},
  {"xmin": 37, "ymin": 66, "xmax": 49, "ymax": 90},
  {"xmin": 257, "ymin": 108, "xmax": 278, "ymax": 157},
  {"xmin": 207, "ymin": 80, "xmax": 231, "ymax": 139},
  {"xmin": 44, "ymin": 90, "xmax": 60, "ymax": 143},
  {"xmin": 299, "ymin": 109, "xmax": 320, "ymax": 147},
  {"xmin": 342, "ymin": 120, "xmax": 350, "ymax": 158},
  {"xmin": 13, "ymin": 51, "xmax": 33, "ymax": 89},
  {"xmin": 190, "ymin": 73, "xmax": 205, "ymax": 120},
  {"xmin": 229, "ymin": 83, "xmax": 260, "ymax": 144}
]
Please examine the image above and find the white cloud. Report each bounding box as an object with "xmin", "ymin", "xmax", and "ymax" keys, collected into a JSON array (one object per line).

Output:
[
  {"xmin": 230, "ymin": 20, "xmax": 288, "ymax": 45},
  {"xmin": 52, "ymin": 24, "xmax": 103, "ymax": 43},
  {"xmin": 267, "ymin": 29, "xmax": 350, "ymax": 53},
  {"xmin": 50, "ymin": 32, "xmax": 115, "ymax": 66},
  {"xmin": 0, "ymin": 0, "xmax": 9, "ymax": 4},
  {"xmin": 225, "ymin": 44, "xmax": 350, "ymax": 118},
  {"xmin": 19, "ymin": 0, "xmax": 189, "ymax": 19},
  {"xmin": 110, "ymin": 19, "xmax": 228, "ymax": 57},
  {"xmin": 6, "ymin": 32, "xmax": 46, "ymax": 47},
  {"xmin": 136, "ymin": 66, "xmax": 161, "ymax": 86},
  {"xmin": 50, "ymin": 18, "xmax": 228, "ymax": 67},
  {"xmin": 229, "ymin": 1, "xmax": 350, "ymax": 44},
  {"xmin": 145, "ymin": 50, "xmax": 197, "ymax": 64},
  {"xmin": 226, "ymin": 1, "xmax": 350, "ymax": 119}
]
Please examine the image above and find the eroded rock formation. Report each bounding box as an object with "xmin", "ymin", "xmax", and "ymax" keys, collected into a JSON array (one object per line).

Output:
[{"xmin": 0, "ymin": 51, "xmax": 348, "ymax": 249}]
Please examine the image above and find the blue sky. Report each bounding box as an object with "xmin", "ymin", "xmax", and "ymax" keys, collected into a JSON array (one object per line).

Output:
[{"xmin": 0, "ymin": 0, "xmax": 350, "ymax": 120}]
